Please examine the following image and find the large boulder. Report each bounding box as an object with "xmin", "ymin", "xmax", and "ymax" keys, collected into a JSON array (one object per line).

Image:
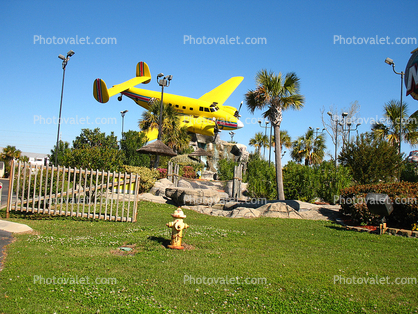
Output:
[
  {"xmin": 149, "ymin": 178, "xmax": 174, "ymax": 196},
  {"xmin": 229, "ymin": 207, "xmax": 262, "ymax": 218},
  {"xmin": 257, "ymin": 201, "xmax": 302, "ymax": 219},
  {"xmin": 165, "ymin": 187, "xmax": 228, "ymax": 206}
]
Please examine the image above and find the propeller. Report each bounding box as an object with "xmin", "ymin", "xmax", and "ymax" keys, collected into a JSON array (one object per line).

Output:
[{"xmin": 234, "ymin": 101, "xmax": 243, "ymax": 118}]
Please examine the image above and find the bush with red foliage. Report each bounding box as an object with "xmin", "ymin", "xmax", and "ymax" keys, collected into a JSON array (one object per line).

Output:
[{"xmin": 338, "ymin": 182, "xmax": 418, "ymax": 229}]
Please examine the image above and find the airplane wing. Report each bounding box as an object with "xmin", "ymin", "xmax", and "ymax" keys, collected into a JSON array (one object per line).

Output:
[{"xmin": 198, "ymin": 76, "xmax": 244, "ymax": 106}]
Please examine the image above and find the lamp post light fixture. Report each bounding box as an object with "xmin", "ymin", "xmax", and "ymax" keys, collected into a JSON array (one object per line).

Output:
[
  {"xmin": 258, "ymin": 119, "xmax": 269, "ymax": 160},
  {"xmin": 120, "ymin": 110, "xmax": 128, "ymax": 140},
  {"xmin": 55, "ymin": 50, "xmax": 75, "ymax": 167},
  {"xmin": 385, "ymin": 57, "xmax": 405, "ymax": 155},
  {"xmin": 309, "ymin": 126, "xmax": 325, "ymax": 139},
  {"xmin": 229, "ymin": 131, "xmax": 235, "ymax": 142}
]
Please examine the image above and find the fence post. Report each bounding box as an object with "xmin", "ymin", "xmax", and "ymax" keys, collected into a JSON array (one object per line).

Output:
[
  {"xmin": 174, "ymin": 164, "xmax": 179, "ymax": 187},
  {"xmin": 168, "ymin": 162, "xmax": 173, "ymax": 183},
  {"xmin": 6, "ymin": 160, "xmax": 15, "ymax": 218},
  {"xmin": 232, "ymin": 164, "xmax": 242, "ymax": 200}
]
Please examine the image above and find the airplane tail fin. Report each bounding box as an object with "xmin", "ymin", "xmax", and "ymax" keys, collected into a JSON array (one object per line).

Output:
[
  {"xmin": 136, "ymin": 61, "xmax": 151, "ymax": 84},
  {"xmin": 93, "ymin": 78, "xmax": 110, "ymax": 103},
  {"xmin": 93, "ymin": 62, "xmax": 152, "ymax": 103}
]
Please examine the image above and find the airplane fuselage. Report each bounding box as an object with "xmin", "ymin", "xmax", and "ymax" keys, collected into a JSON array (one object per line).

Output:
[{"xmin": 121, "ymin": 87, "xmax": 244, "ymax": 134}]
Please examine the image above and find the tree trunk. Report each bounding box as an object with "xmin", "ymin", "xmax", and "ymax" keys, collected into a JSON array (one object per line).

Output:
[{"xmin": 274, "ymin": 125, "xmax": 285, "ymax": 200}]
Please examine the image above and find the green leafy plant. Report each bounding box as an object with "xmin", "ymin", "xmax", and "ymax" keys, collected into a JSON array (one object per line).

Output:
[
  {"xmin": 123, "ymin": 165, "xmax": 159, "ymax": 193},
  {"xmin": 217, "ymin": 158, "xmax": 239, "ymax": 181},
  {"xmin": 245, "ymin": 154, "xmax": 277, "ymax": 200},
  {"xmin": 338, "ymin": 133, "xmax": 403, "ymax": 184}
]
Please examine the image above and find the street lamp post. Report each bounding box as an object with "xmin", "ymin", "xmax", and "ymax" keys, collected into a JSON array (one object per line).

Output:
[
  {"xmin": 55, "ymin": 50, "xmax": 75, "ymax": 167},
  {"xmin": 154, "ymin": 73, "xmax": 173, "ymax": 168},
  {"xmin": 229, "ymin": 131, "xmax": 235, "ymax": 142},
  {"xmin": 120, "ymin": 110, "xmax": 128, "ymax": 140},
  {"xmin": 339, "ymin": 112, "xmax": 348, "ymax": 151},
  {"xmin": 258, "ymin": 120, "xmax": 269, "ymax": 160},
  {"xmin": 327, "ymin": 111, "xmax": 339, "ymax": 168},
  {"xmin": 268, "ymin": 123, "xmax": 273, "ymax": 166},
  {"xmin": 348, "ymin": 122, "xmax": 361, "ymax": 143},
  {"xmin": 385, "ymin": 57, "xmax": 405, "ymax": 155}
]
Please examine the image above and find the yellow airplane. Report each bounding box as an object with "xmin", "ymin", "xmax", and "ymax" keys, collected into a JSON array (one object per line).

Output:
[{"xmin": 93, "ymin": 61, "xmax": 244, "ymax": 141}]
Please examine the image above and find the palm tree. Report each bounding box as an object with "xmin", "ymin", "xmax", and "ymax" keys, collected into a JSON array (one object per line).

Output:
[
  {"xmin": 269, "ymin": 130, "xmax": 292, "ymax": 153},
  {"xmin": 1, "ymin": 145, "xmax": 21, "ymax": 163},
  {"xmin": 246, "ymin": 70, "xmax": 304, "ymax": 200},
  {"xmin": 291, "ymin": 128, "xmax": 326, "ymax": 165},
  {"xmin": 1, "ymin": 145, "xmax": 22, "ymax": 177},
  {"xmin": 372, "ymin": 100, "xmax": 418, "ymax": 149},
  {"xmin": 249, "ymin": 132, "xmax": 267, "ymax": 155},
  {"xmin": 139, "ymin": 98, "xmax": 191, "ymax": 153}
]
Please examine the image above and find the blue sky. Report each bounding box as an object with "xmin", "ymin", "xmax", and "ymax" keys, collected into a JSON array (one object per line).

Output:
[{"xmin": 1, "ymin": 0, "xmax": 417, "ymax": 164}]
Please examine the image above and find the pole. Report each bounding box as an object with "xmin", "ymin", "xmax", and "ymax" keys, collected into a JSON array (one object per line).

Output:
[
  {"xmin": 268, "ymin": 124, "xmax": 272, "ymax": 165},
  {"xmin": 121, "ymin": 115, "xmax": 125, "ymax": 139},
  {"xmin": 263, "ymin": 125, "xmax": 267, "ymax": 159},
  {"xmin": 334, "ymin": 120, "xmax": 338, "ymax": 168},
  {"xmin": 399, "ymin": 72, "xmax": 404, "ymax": 155},
  {"xmin": 158, "ymin": 84, "xmax": 165, "ymax": 140},
  {"xmin": 55, "ymin": 65, "xmax": 66, "ymax": 167},
  {"xmin": 154, "ymin": 82, "xmax": 165, "ymax": 168}
]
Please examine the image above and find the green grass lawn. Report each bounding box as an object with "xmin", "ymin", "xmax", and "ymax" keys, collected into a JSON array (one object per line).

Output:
[{"xmin": 1, "ymin": 201, "xmax": 417, "ymax": 313}]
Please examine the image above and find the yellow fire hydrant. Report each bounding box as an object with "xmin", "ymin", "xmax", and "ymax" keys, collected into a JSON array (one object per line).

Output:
[{"xmin": 166, "ymin": 208, "xmax": 189, "ymax": 250}]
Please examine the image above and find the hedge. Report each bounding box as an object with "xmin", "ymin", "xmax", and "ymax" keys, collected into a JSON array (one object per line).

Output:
[{"xmin": 338, "ymin": 182, "xmax": 418, "ymax": 229}]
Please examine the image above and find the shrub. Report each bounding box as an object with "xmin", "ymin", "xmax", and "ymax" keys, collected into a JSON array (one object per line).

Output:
[
  {"xmin": 170, "ymin": 154, "xmax": 204, "ymax": 173},
  {"xmin": 282, "ymin": 162, "xmax": 316, "ymax": 202},
  {"xmin": 338, "ymin": 133, "xmax": 403, "ymax": 184},
  {"xmin": 245, "ymin": 154, "xmax": 277, "ymax": 200},
  {"xmin": 282, "ymin": 161, "xmax": 353, "ymax": 204},
  {"xmin": 156, "ymin": 168, "xmax": 167, "ymax": 179},
  {"xmin": 217, "ymin": 158, "xmax": 239, "ymax": 181},
  {"xmin": 181, "ymin": 166, "xmax": 196, "ymax": 179},
  {"xmin": 339, "ymin": 182, "xmax": 418, "ymax": 228},
  {"xmin": 401, "ymin": 162, "xmax": 418, "ymax": 182},
  {"xmin": 315, "ymin": 161, "xmax": 353, "ymax": 204},
  {"xmin": 123, "ymin": 165, "xmax": 159, "ymax": 193}
]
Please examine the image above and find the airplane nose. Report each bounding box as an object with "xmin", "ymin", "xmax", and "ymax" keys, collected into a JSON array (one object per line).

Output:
[{"xmin": 236, "ymin": 119, "xmax": 244, "ymax": 129}]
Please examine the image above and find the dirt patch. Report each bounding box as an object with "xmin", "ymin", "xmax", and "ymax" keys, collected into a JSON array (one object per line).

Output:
[
  {"xmin": 110, "ymin": 244, "xmax": 140, "ymax": 256},
  {"xmin": 181, "ymin": 243, "xmax": 196, "ymax": 251}
]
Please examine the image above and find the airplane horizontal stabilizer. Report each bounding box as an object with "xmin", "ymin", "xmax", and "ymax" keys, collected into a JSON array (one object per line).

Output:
[
  {"xmin": 93, "ymin": 76, "xmax": 151, "ymax": 103},
  {"xmin": 198, "ymin": 76, "xmax": 244, "ymax": 106}
]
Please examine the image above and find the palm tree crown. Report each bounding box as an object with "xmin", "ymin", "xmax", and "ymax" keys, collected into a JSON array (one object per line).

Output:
[
  {"xmin": 372, "ymin": 99, "xmax": 418, "ymax": 148},
  {"xmin": 291, "ymin": 128, "xmax": 326, "ymax": 165},
  {"xmin": 249, "ymin": 132, "xmax": 268, "ymax": 155}
]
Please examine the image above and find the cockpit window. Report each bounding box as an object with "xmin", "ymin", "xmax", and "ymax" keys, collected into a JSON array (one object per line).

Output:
[{"xmin": 209, "ymin": 104, "xmax": 219, "ymax": 112}]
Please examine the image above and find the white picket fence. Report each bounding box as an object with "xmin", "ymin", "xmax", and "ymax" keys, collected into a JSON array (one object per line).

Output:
[{"xmin": 7, "ymin": 161, "xmax": 140, "ymax": 222}]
